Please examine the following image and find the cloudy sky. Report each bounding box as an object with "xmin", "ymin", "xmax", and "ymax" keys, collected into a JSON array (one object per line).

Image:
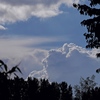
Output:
[{"xmin": 0, "ymin": 0, "xmax": 100, "ymax": 86}]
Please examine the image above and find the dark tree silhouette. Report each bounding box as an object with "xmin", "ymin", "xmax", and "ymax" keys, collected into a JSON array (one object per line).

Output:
[
  {"xmin": 0, "ymin": 60, "xmax": 23, "ymax": 100},
  {"xmin": 3, "ymin": 59, "xmax": 100, "ymax": 100},
  {"xmin": 73, "ymin": 0, "xmax": 100, "ymax": 57},
  {"xmin": 0, "ymin": 60, "xmax": 22, "ymax": 79},
  {"xmin": 59, "ymin": 82, "xmax": 73, "ymax": 100},
  {"xmin": 60, "ymin": 82, "xmax": 72, "ymax": 100},
  {"xmin": 49, "ymin": 82, "xmax": 60, "ymax": 100},
  {"xmin": 27, "ymin": 77, "xmax": 39, "ymax": 100},
  {"xmin": 39, "ymin": 79, "xmax": 51, "ymax": 100},
  {"xmin": 74, "ymin": 75, "xmax": 97, "ymax": 100}
]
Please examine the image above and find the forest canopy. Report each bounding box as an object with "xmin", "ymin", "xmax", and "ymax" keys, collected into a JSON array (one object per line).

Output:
[{"xmin": 0, "ymin": 60, "xmax": 100, "ymax": 100}]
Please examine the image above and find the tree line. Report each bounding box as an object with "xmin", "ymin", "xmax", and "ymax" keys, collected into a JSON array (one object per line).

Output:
[{"xmin": 0, "ymin": 60, "xmax": 100, "ymax": 100}]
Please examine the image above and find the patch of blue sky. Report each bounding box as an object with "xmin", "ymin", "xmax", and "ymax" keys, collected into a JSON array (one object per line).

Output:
[{"xmin": 0, "ymin": 5, "xmax": 88, "ymax": 48}]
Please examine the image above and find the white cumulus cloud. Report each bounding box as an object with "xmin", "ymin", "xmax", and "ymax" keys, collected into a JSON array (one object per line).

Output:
[
  {"xmin": 0, "ymin": 0, "xmax": 80, "ymax": 24},
  {"xmin": 29, "ymin": 43, "xmax": 100, "ymax": 85}
]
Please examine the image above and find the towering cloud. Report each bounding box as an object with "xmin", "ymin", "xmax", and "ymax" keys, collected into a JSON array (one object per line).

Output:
[{"xmin": 29, "ymin": 43, "xmax": 100, "ymax": 85}]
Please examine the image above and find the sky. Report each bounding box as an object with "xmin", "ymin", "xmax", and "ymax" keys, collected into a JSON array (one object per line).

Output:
[{"xmin": 0, "ymin": 0, "xmax": 100, "ymax": 86}]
